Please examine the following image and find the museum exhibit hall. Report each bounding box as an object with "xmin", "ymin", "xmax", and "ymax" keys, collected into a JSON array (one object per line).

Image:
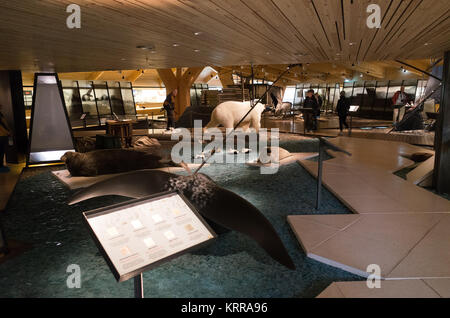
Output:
[{"xmin": 1, "ymin": 0, "xmax": 450, "ymax": 305}]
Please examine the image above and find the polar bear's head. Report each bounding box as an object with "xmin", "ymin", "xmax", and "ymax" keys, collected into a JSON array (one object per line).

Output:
[{"xmin": 252, "ymin": 102, "xmax": 267, "ymax": 114}]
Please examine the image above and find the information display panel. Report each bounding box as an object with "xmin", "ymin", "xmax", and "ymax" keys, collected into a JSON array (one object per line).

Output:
[{"xmin": 83, "ymin": 191, "xmax": 216, "ymax": 282}]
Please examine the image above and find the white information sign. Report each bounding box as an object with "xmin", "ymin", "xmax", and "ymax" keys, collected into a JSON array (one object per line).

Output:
[{"xmin": 83, "ymin": 191, "xmax": 216, "ymax": 281}]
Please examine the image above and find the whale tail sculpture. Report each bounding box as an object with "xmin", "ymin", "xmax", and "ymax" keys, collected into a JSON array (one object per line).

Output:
[{"xmin": 69, "ymin": 170, "xmax": 295, "ymax": 270}]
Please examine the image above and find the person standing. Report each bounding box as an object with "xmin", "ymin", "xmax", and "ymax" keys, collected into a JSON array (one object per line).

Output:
[
  {"xmin": 314, "ymin": 93, "xmax": 323, "ymax": 117},
  {"xmin": 336, "ymin": 91, "xmax": 350, "ymax": 135},
  {"xmin": 392, "ymin": 86, "xmax": 409, "ymax": 124},
  {"xmin": 163, "ymin": 88, "xmax": 177, "ymax": 131},
  {"xmin": 0, "ymin": 105, "xmax": 12, "ymax": 173},
  {"xmin": 303, "ymin": 89, "xmax": 319, "ymax": 132}
]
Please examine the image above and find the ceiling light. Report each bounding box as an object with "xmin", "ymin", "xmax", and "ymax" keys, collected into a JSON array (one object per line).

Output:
[
  {"xmin": 349, "ymin": 42, "xmax": 356, "ymax": 46},
  {"xmin": 172, "ymin": 43, "xmax": 180, "ymax": 47},
  {"xmin": 424, "ymin": 42, "xmax": 432, "ymax": 46},
  {"xmin": 194, "ymin": 49, "xmax": 200, "ymax": 52},
  {"xmin": 194, "ymin": 32, "xmax": 202, "ymax": 36}
]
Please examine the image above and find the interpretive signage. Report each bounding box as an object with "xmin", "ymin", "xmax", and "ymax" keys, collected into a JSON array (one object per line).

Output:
[{"xmin": 83, "ymin": 191, "xmax": 216, "ymax": 282}]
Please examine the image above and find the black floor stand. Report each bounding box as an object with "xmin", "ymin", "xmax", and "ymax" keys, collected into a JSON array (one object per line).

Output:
[{"xmin": 134, "ymin": 273, "xmax": 144, "ymax": 298}]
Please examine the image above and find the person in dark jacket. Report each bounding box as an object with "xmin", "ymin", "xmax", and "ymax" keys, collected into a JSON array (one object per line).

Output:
[
  {"xmin": 314, "ymin": 93, "xmax": 323, "ymax": 117},
  {"xmin": 163, "ymin": 89, "xmax": 177, "ymax": 131},
  {"xmin": 303, "ymin": 89, "xmax": 319, "ymax": 131},
  {"xmin": 336, "ymin": 91, "xmax": 350, "ymax": 135}
]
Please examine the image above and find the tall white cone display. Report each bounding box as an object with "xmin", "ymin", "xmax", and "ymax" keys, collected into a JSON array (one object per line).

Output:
[{"xmin": 28, "ymin": 73, "xmax": 75, "ymax": 165}]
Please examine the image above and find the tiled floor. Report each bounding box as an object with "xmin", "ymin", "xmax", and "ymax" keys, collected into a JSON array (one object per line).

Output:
[
  {"xmin": 317, "ymin": 280, "xmax": 449, "ymax": 298},
  {"xmin": 288, "ymin": 137, "xmax": 450, "ymax": 297},
  {"xmin": 0, "ymin": 164, "xmax": 25, "ymax": 212}
]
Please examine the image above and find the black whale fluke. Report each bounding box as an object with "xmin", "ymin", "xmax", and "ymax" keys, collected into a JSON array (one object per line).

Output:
[{"xmin": 68, "ymin": 170, "xmax": 295, "ymax": 270}]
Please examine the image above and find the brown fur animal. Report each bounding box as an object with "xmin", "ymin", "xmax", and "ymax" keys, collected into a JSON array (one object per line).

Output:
[{"xmin": 61, "ymin": 149, "xmax": 163, "ymax": 176}]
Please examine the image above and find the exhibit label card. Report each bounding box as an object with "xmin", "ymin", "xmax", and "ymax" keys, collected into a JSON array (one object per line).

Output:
[{"xmin": 83, "ymin": 191, "xmax": 216, "ymax": 281}]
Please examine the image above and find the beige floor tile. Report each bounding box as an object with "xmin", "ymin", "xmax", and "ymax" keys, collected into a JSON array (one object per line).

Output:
[
  {"xmin": 290, "ymin": 214, "xmax": 360, "ymax": 230},
  {"xmin": 423, "ymin": 278, "xmax": 450, "ymax": 298},
  {"xmin": 406, "ymin": 156, "xmax": 435, "ymax": 185},
  {"xmin": 343, "ymin": 214, "xmax": 443, "ymax": 249},
  {"xmin": 323, "ymin": 175, "xmax": 370, "ymax": 196},
  {"xmin": 287, "ymin": 216, "xmax": 339, "ymax": 253},
  {"xmin": 333, "ymin": 280, "xmax": 440, "ymax": 298},
  {"xmin": 311, "ymin": 231, "xmax": 410, "ymax": 278},
  {"xmin": 316, "ymin": 283, "xmax": 345, "ymax": 298},
  {"xmin": 342, "ymin": 194, "xmax": 411, "ymax": 214},
  {"xmin": 388, "ymin": 216, "xmax": 450, "ymax": 279}
]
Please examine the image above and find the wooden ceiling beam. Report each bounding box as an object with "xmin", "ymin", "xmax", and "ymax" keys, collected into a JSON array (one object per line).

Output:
[
  {"xmin": 87, "ymin": 71, "xmax": 104, "ymax": 81},
  {"xmin": 127, "ymin": 69, "xmax": 145, "ymax": 82}
]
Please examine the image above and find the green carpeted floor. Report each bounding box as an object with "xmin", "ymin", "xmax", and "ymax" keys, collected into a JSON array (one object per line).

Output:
[{"xmin": 0, "ymin": 138, "xmax": 362, "ymax": 298}]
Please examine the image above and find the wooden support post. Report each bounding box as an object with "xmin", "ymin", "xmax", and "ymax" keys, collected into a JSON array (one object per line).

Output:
[
  {"xmin": 434, "ymin": 51, "xmax": 450, "ymax": 195},
  {"xmin": 157, "ymin": 67, "xmax": 203, "ymax": 119}
]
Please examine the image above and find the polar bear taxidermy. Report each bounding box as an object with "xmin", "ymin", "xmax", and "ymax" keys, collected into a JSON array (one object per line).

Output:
[{"xmin": 205, "ymin": 101, "xmax": 266, "ymax": 132}]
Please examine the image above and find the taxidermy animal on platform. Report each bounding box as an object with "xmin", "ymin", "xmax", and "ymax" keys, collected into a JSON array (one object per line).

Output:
[
  {"xmin": 275, "ymin": 102, "xmax": 293, "ymax": 117},
  {"xmin": 205, "ymin": 101, "xmax": 266, "ymax": 133},
  {"xmin": 68, "ymin": 169, "xmax": 295, "ymax": 270},
  {"xmin": 61, "ymin": 149, "xmax": 164, "ymax": 177}
]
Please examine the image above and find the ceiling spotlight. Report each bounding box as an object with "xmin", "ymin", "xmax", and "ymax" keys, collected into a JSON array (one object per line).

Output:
[
  {"xmin": 424, "ymin": 42, "xmax": 431, "ymax": 46},
  {"xmin": 172, "ymin": 43, "xmax": 180, "ymax": 47},
  {"xmin": 194, "ymin": 32, "xmax": 202, "ymax": 36},
  {"xmin": 349, "ymin": 42, "xmax": 356, "ymax": 46},
  {"xmin": 194, "ymin": 49, "xmax": 200, "ymax": 52}
]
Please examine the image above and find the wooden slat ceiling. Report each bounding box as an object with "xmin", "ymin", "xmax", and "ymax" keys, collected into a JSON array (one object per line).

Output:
[{"xmin": 1, "ymin": 0, "xmax": 448, "ymax": 73}]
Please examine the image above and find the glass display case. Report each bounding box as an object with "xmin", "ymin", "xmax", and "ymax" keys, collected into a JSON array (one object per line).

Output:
[
  {"xmin": 108, "ymin": 81, "xmax": 125, "ymax": 117},
  {"xmin": 93, "ymin": 81, "xmax": 112, "ymax": 122},
  {"xmin": 78, "ymin": 80, "xmax": 101, "ymax": 126},
  {"xmin": 61, "ymin": 80, "xmax": 84, "ymax": 128}
]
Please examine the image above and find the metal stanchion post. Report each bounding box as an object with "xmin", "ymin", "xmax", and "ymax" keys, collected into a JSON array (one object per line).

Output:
[
  {"xmin": 349, "ymin": 114, "xmax": 353, "ymax": 137},
  {"xmin": 134, "ymin": 273, "xmax": 144, "ymax": 298}
]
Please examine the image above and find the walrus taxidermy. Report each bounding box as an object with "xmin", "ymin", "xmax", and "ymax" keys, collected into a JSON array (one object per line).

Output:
[
  {"xmin": 68, "ymin": 170, "xmax": 296, "ymax": 270},
  {"xmin": 61, "ymin": 149, "xmax": 164, "ymax": 177}
]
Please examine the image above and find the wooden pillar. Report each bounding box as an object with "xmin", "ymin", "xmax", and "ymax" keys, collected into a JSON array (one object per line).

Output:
[
  {"xmin": 218, "ymin": 70, "xmax": 234, "ymax": 87},
  {"xmin": 434, "ymin": 51, "xmax": 450, "ymax": 194},
  {"xmin": 157, "ymin": 67, "xmax": 203, "ymax": 119}
]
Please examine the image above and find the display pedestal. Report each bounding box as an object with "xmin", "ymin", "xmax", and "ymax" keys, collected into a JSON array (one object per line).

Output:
[{"xmin": 348, "ymin": 106, "xmax": 359, "ymax": 137}]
